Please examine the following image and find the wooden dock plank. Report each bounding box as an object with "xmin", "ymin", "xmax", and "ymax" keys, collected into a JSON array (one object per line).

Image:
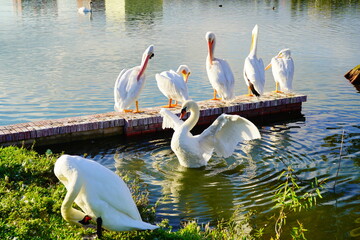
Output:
[{"xmin": 0, "ymin": 93, "xmax": 307, "ymax": 147}]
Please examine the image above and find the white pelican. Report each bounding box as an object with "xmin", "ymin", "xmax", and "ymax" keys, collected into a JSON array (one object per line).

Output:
[
  {"xmin": 160, "ymin": 100, "xmax": 261, "ymax": 168},
  {"xmin": 114, "ymin": 45, "xmax": 154, "ymax": 113},
  {"xmin": 54, "ymin": 155, "xmax": 158, "ymax": 238},
  {"xmin": 78, "ymin": 2, "xmax": 93, "ymax": 14},
  {"xmin": 265, "ymin": 48, "xmax": 294, "ymax": 93},
  {"xmin": 156, "ymin": 65, "xmax": 191, "ymax": 108},
  {"xmin": 205, "ymin": 32, "xmax": 235, "ymax": 101},
  {"xmin": 243, "ymin": 24, "xmax": 265, "ymax": 97}
]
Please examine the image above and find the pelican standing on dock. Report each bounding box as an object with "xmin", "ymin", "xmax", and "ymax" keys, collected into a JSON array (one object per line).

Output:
[
  {"xmin": 205, "ymin": 32, "xmax": 235, "ymax": 101},
  {"xmin": 265, "ymin": 48, "xmax": 294, "ymax": 93},
  {"xmin": 160, "ymin": 100, "xmax": 261, "ymax": 168},
  {"xmin": 114, "ymin": 45, "xmax": 154, "ymax": 113},
  {"xmin": 54, "ymin": 155, "xmax": 158, "ymax": 238},
  {"xmin": 156, "ymin": 65, "xmax": 191, "ymax": 108},
  {"xmin": 243, "ymin": 25, "xmax": 265, "ymax": 97}
]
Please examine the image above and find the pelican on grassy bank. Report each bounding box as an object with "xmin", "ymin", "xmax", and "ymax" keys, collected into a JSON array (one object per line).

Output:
[
  {"xmin": 156, "ymin": 65, "xmax": 191, "ymax": 108},
  {"xmin": 243, "ymin": 25, "xmax": 265, "ymax": 97},
  {"xmin": 160, "ymin": 100, "xmax": 261, "ymax": 168},
  {"xmin": 205, "ymin": 32, "xmax": 235, "ymax": 101},
  {"xmin": 114, "ymin": 45, "xmax": 154, "ymax": 113},
  {"xmin": 54, "ymin": 155, "xmax": 158, "ymax": 238},
  {"xmin": 265, "ymin": 48, "xmax": 294, "ymax": 93}
]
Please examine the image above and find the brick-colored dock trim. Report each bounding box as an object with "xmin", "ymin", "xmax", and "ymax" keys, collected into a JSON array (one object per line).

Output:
[{"xmin": 0, "ymin": 93, "xmax": 306, "ymax": 147}]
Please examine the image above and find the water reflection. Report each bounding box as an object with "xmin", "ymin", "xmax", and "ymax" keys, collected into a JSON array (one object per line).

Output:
[
  {"xmin": 111, "ymin": 135, "xmax": 260, "ymax": 224},
  {"xmin": 161, "ymin": 166, "xmax": 236, "ymax": 222},
  {"xmin": 13, "ymin": 0, "xmax": 58, "ymax": 17},
  {"xmin": 105, "ymin": 0, "xmax": 162, "ymax": 23}
]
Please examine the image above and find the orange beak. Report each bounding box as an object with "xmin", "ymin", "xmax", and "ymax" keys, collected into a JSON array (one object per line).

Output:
[
  {"xmin": 182, "ymin": 70, "xmax": 190, "ymax": 83},
  {"xmin": 179, "ymin": 108, "xmax": 187, "ymax": 119},
  {"xmin": 265, "ymin": 63, "xmax": 272, "ymax": 70},
  {"xmin": 208, "ymin": 40, "xmax": 213, "ymax": 65}
]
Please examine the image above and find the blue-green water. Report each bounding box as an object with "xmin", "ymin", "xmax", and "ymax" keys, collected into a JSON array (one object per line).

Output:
[{"xmin": 1, "ymin": 0, "xmax": 360, "ymax": 239}]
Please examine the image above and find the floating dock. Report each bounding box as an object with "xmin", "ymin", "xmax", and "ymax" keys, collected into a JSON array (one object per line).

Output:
[{"xmin": 0, "ymin": 93, "xmax": 306, "ymax": 147}]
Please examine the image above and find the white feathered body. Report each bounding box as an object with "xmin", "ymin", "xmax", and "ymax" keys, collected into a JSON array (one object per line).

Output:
[
  {"xmin": 271, "ymin": 55, "xmax": 294, "ymax": 92},
  {"xmin": 171, "ymin": 126, "xmax": 209, "ymax": 168},
  {"xmin": 243, "ymin": 54, "xmax": 265, "ymax": 95},
  {"xmin": 114, "ymin": 67, "xmax": 146, "ymax": 112},
  {"xmin": 54, "ymin": 155, "xmax": 158, "ymax": 231},
  {"xmin": 160, "ymin": 100, "xmax": 261, "ymax": 168},
  {"xmin": 114, "ymin": 45, "xmax": 154, "ymax": 112},
  {"xmin": 243, "ymin": 24, "xmax": 265, "ymax": 96},
  {"xmin": 206, "ymin": 57, "xmax": 235, "ymax": 101},
  {"xmin": 156, "ymin": 70, "xmax": 189, "ymax": 103}
]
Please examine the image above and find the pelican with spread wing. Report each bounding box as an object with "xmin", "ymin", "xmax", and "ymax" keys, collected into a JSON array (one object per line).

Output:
[{"xmin": 160, "ymin": 100, "xmax": 261, "ymax": 168}]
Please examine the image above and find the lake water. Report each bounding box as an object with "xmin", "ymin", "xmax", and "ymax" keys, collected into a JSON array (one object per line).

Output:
[{"xmin": 1, "ymin": 0, "xmax": 360, "ymax": 239}]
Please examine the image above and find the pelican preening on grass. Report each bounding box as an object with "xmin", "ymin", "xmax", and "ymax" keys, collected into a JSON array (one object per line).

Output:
[
  {"xmin": 265, "ymin": 48, "xmax": 294, "ymax": 93},
  {"xmin": 78, "ymin": 2, "xmax": 93, "ymax": 14},
  {"xmin": 114, "ymin": 45, "xmax": 154, "ymax": 113},
  {"xmin": 156, "ymin": 65, "xmax": 191, "ymax": 108},
  {"xmin": 160, "ymin": 100, "xmax": 261, "ymax": 168},
  {"xmin": 243, "ymin": 24, "xmax": 265, "ymax": 97},
  {"xmin": 54, "ymin": 155, "xmax": 158, "ymax": 238},
  {"xmin": 205, "ymin": 32, "xmax": 235, "ymax": 101}
]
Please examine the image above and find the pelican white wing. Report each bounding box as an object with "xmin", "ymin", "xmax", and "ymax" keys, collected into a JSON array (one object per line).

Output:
[
  {"xmin": 207, "ymin": 58, "xmax": 235, "ymax": 100},
  {"xmin": 160, "ymin": 108, "xmax": 183, "ymax": 130},
  {"xmin": 114, "ymin": 69, "xmax": 127, "ymax": 111},
  {"xmin": 114, "ymin": 66, "xmax": 144, "ymax": 111},
  {"xmin": 156, "ymin": 70, "xmax": 189, "ymax": 102},
  {"xmin": 271, "ymin": 57, "xmax": 294, "ymax": 91},
  {"xmin": 244, "ymin": 57, "xmax": 265, "ymax": 95},
  {"xmin": 199, "ymin": 114, "xmax": 261, "ymax": 158}
]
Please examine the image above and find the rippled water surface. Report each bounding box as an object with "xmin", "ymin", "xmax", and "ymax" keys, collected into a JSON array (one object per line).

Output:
[{"xmin": 1, "ymin": 0, "xmax": 360, "ymax": 239}]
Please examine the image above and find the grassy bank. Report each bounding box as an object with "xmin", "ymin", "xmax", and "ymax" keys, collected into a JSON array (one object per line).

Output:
[{"xmin": 0, "ymin": 146, "xmax": 324, "ymax": 239}]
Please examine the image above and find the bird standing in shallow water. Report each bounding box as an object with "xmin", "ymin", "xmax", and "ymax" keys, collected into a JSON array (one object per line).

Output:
[
  {"xmin": 243, "ymin": 24, "xmax": 265, "ymax": 97},
  {"xmin": 160, "ymin": 100, "xmax": 261, "ymax": 168},
  {"xmin": 54, "ymin": 155, "xmax": 158, "ymax": 238},
  {"xmin": 265, "ymin": 48, "xmax": 294, "ymax": 93},
  {"xmin": 114, "ymin": 45, "xmax": 154, "ymax": 113},
  {"xmin": 156, "ymin": 65, "xmax": 191, "ymax": 108},
  {"xmin": 205, "ymin": 32, "xmax": 235, "ymax": 101}
]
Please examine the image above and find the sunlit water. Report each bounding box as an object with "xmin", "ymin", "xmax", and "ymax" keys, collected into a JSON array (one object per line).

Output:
[{"xmin": 1, "ymin": 0, "xmax": 360, "ymax": 239}]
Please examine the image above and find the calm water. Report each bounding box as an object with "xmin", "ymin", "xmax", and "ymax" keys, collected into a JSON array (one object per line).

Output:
[{"xmin": 2, "ymin": 0, "xmax": 360, "ymax": 239}]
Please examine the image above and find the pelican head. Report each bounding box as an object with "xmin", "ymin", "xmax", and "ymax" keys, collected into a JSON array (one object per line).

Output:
[
  {"xmin": 143, "ymin": 45, "xmax": 155, "ymax": 61},
  {"xmin": 176, "ymin": 65, "xmax": 191, "ymax": 82},
  {"xmin": 206, "ymin": 32, "xmax": 216, "ymax": 63},
  {"xmin": 138, "ymin": 45, "xmax": 154, "ymax": 80},
  {"xmin": 277, "ymin": 48, "xmax": 291, "ymax": 59},
  {"xmin": 206, "ymin": 32, "xmax": 216, "ymax": 43}
]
